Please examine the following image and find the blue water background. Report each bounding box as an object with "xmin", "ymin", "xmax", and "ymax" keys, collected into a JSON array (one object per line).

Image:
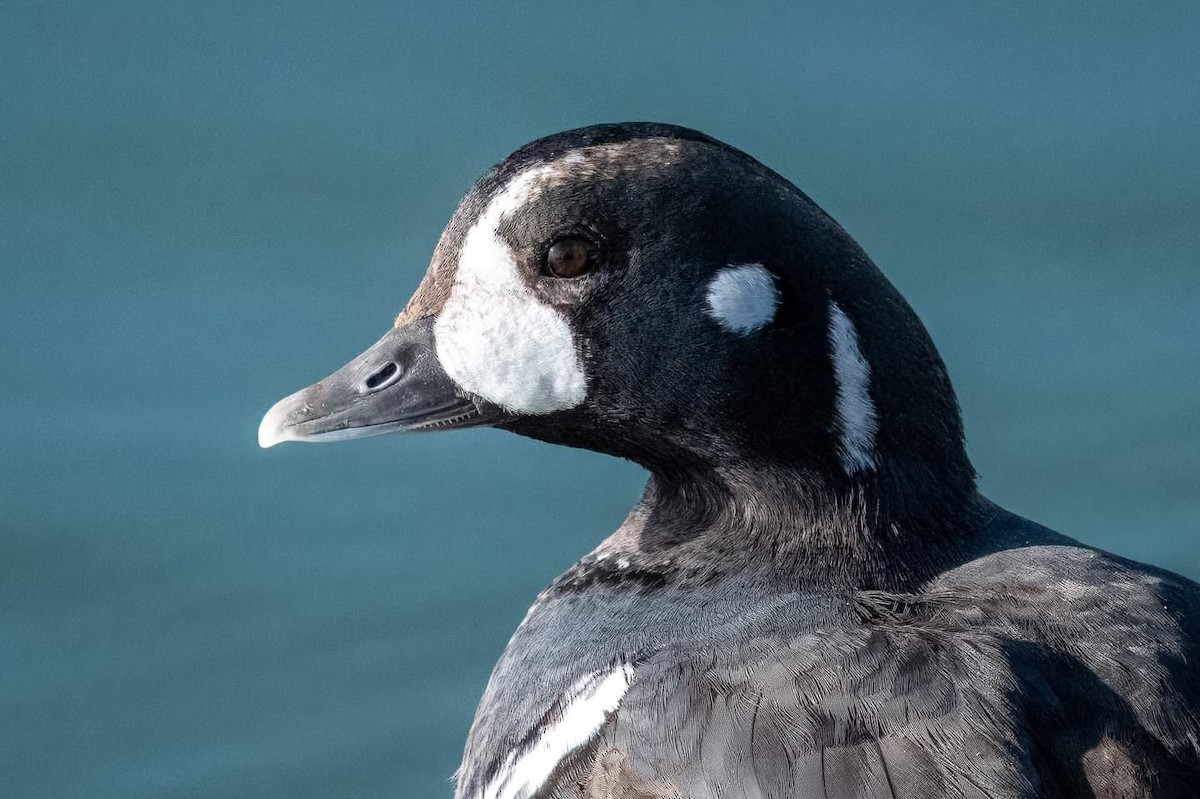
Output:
[{"xmin": 2, "ymin": 3, "xmax": 1198, "ymax": 796}]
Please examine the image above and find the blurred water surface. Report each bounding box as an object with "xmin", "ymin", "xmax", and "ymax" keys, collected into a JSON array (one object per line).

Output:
[{"xmin": 2, "ymin": 2, "xmax": 1198, "ymax": 796}]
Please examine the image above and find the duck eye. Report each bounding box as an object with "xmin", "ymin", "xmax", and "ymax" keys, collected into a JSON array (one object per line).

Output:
[{"xmin": 545, "ymin": 237, "xmax": 591, "ymax": 278}]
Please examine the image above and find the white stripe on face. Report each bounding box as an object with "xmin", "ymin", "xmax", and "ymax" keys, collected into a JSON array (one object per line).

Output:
[
  {"xmin": 828, "ymin": 300, "xmax": 878, "ymax": 473},
  {"xmin": 434, "ymin": 167, "xmax": 587, "ymax": 414},
  {"xmin": 706, "ymin": 264, "xmax": 780, "ymax": 334},
  {"xmin": 481, "ymin": 664, "xmax": 634, "ymax": 799}
]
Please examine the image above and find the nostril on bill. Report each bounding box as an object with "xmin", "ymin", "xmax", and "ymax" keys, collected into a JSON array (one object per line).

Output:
[{"xmin": 363, "ymin": 362, "xmax": 401, "ymax": 392}]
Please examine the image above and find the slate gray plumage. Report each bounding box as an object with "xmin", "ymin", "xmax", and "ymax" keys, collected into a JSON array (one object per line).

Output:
[
  {"xmin": 260, "ymin": 123, "xmax": 1200, "ymax": 798},
  {"xmin": 460, "ymin": 502, "xmax": 1199, "ymax": 798}
]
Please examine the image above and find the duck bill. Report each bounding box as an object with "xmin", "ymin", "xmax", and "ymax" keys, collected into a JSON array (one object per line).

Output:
[{"xmin": 258, "ymin": 316, "xmax": 500, "ymax": 448}]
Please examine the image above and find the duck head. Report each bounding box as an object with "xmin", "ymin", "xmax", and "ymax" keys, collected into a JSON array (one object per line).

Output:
[{"xmin": 259, "ymin": 123, "xmax": 976, "ymax": 571}]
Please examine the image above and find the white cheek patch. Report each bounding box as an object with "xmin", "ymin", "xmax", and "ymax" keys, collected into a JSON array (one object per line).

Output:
[
  {"xmin": 481, "ymin": 664, "xmax": 634, "ymax": 799},
  {"xmin": 828, "ymin": 301, "xmax": 878, "ymax": 474},
  {"xmin": 705, "ymin": 264, "xmax": 781, "ymax": 333},
  {"xmin": 435, "ymin": 169, "xmax": 587, "ymax": 414}
]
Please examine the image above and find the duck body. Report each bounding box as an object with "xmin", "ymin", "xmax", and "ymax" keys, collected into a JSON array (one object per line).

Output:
[
  {"xmin": 258, "ymin": 123, "xmax": 1200, "ymax": 797},
  {"xmin": 459, "ymin": 500, "xmax": 1199, "ymax": 799}
]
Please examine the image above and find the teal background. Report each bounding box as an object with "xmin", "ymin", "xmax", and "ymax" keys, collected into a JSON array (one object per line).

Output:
[{"xmin": 2, "ymin": 3, "xmax": 1198, "ymax": 796}]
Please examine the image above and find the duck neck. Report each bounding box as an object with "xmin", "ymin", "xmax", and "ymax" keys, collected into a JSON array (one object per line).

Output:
[{"xmin": 600, "ymin": 459, "xmax": 982, "ymax": 590}]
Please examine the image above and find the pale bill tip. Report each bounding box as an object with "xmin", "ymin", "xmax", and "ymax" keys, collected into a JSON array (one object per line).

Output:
[{"xmin": 257, "ymin": 396, "xmax": 296, "ymax": 449}]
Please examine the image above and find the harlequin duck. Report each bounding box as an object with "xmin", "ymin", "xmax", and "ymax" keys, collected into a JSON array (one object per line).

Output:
[{"xmin": 259, "ymin": 123, "xmax": 1200, "ymax": 798}]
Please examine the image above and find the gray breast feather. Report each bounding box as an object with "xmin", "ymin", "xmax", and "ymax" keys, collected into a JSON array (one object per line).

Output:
[
  {"xmin": 584, "ymin": 626, "xmax": 1040, "ymax": 798},
  {"xmin": 461, "ymin": 545, "xmax": 1200, "ymax": 798}
]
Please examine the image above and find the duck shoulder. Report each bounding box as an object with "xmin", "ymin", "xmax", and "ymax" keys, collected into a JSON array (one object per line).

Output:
[{"xmin": 458, "ymin": 514, "xmax": 1200, "ymax": 798}]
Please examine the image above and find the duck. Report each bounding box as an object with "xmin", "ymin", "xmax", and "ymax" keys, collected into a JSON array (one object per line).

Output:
[{"xmin": 258, "ymin": 123, "xmax": 1200, "ymax": 798}]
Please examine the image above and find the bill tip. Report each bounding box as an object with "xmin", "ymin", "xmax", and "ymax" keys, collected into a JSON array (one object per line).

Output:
[{"xmin": 257, "ymin": 398, "xmax": 292, "ymax": 449}]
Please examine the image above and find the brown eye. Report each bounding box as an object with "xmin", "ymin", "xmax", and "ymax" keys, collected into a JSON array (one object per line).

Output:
[{"xmin": 545, "ymin": 237, "xmax": 591, "ymax": 278}]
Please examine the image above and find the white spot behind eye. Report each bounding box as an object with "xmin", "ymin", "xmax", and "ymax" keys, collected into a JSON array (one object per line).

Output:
[
  {"xmin": 706, "ymin": 264, "xmax": 781, "ymax": 334},
  {"xmin": 828, "ymin": 300, "xmax": 878, "ymax": 473},
  {"xmin": 435, "ymin": 167, "xmax": 587, "ymax": 414}
]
